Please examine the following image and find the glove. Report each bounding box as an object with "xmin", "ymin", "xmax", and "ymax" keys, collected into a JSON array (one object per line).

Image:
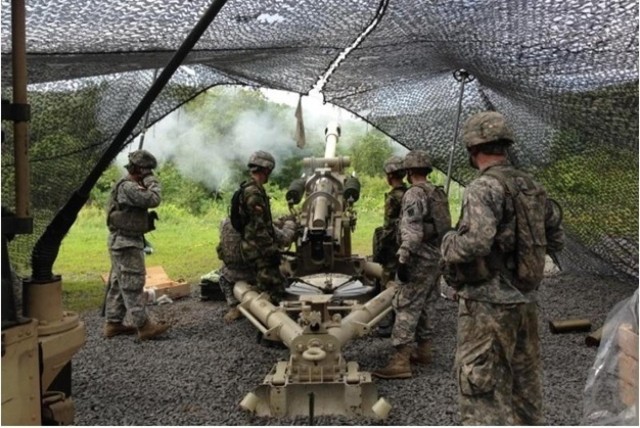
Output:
[
  {"xmin": 283, "ymin": 220, "xmax": 296, "ymax": 231},
  {"xmin": 396, "ymin": 262, "xmax": 410, "ymax": 283}
]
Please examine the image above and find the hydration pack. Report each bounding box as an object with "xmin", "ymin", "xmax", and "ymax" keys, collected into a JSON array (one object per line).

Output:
[
  {"xmin": 229, "ymin": 181, "xmax": 248, "ymax": 234},
  {"xmin": 484, "ymin": 167, "xmax": 547, "ymax": 292},
  {"xmin": 413, "ymin": 182, "xmax": 452, "ymax": 246}
]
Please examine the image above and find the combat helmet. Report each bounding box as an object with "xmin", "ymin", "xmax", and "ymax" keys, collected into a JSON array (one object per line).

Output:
[
  {"xmin": 403, "ymin": 150, "xmax": 432, "ymax": 172},
  {"xmin": 247, "ymin": 150, "xmax": 276, "ymax": 171},
  {"xmin": 462, "ymin": 111, "xmax": 514, "ymax": 148},
  {"xmin": 383, "ymin": 155, "xmax": 405, "ymax": 175},
  {"xmin": 126, "ymin": 149, "xmax": 157, "ymax": 169}
]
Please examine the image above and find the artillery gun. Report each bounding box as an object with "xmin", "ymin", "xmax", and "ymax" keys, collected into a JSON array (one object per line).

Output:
[{"xmin": 233, "ymin": 122, "xmax": 394, "ymax": 419}]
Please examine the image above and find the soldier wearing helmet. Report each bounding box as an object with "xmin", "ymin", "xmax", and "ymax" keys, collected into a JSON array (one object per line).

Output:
[
  {"xmin": 235, "ymin": 150, "xmax": 287, "ymax": 303},
  {"xmin": 441, "ymin": 111, "xmax": 564, "ymax": 425},
  {"xmin": 373, "ymin": 149, "xmax": 451, "ymax": 379},
  {"xmin": 372, "ymin": 155, "xmax": 407, "ymax": 337},
  {"xmin": 104, "ymin": 149, "xmax": 170, "ymax": 340}
]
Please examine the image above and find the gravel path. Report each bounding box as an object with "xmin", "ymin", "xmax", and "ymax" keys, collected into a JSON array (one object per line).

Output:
[{"xmin": 72, "ymin": 270, "xmax": 635, "ymax": 425}]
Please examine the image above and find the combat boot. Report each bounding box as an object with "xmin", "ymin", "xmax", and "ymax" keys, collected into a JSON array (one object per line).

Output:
[
  {"xmin": 103, "ymin": 322, "xmax": 137, "ymax": 338},
  {"xmin": 223, "ymin": 306, "xmax": 242, "ymax": 324},
  {"xmin": 410, "ymin": 339, "xmax": 432, "ymax": 365},
  {"xmin": 372, "ymin": 345, "xmax": 412, "ymax": 379},
  {"xmin": 137, "ymin": 320, "xmax": 170, "ymax": 340}
]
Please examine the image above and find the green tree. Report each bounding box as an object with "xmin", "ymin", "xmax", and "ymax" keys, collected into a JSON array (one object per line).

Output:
[{"xmin": 349, "ymin": 132, "xmax": 393, "ymax": 176}]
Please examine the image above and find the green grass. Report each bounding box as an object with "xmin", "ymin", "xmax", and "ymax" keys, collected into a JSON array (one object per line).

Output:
[{"xmin": 56, "ymin": 175, "xmax": 462, "ymax": 313}]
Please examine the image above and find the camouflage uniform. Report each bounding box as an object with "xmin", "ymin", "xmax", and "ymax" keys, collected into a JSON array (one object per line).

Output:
[
  {"xmin": 442, "ymin": 159, "xmax": 564, "ymax": 422},
  {"xmin": 376, "ymin": 184, "xmax": 407, "ymax": 284},
  {"xmin": 392, "ymin": 182, "xmax": 450, "ymax": 347},
  {"xmin": 217, "ymin": 218, "xmax": 256, "ymax": 307},
  {"xmin": 105, "ymin": 173, "xmax": 161, "ymax": 328},
  {"xmin": 240, "ymin": 176, "xmax": 286, "ymax": 300}
]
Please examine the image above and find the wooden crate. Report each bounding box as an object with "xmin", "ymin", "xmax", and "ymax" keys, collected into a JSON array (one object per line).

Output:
[
  {"xmin": 617, "ymin": 323, "xmax": 638, "ymax": 407},
  {"xmin": 101, "ymin": 265, "xmax": 190, "ymax": 300}
]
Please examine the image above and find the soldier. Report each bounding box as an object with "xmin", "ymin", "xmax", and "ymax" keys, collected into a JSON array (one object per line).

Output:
[
  {"xmin": 237, "ymin": 150, "xmax": 287, "ymax": 303},
  {"xmin": 216, "ymin": 216, "xmax": 296, "ymax": 323},
  {"xmin": 104, "ymin": 149, "xmax": 170, "ymax": 340},
  {"xmin": 216, "ymin": 218, "xmax": 255, "ymax": 323},
  {"xmin": 440, "ymin": 111, "xmax": 565, "ymax": 425},
  {"xmin": 373, "ymin": 149, "xmax": 451, "ymax": 379},
  {"xmin": 372, "ymin": 155, "xmax": 407, "ymax": 337}
]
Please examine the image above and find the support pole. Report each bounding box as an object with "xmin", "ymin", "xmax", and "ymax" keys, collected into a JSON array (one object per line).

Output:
[
  {"xmin": 444, "ymin": 69, "xmax": 474, "ymax": 195},
  {"xmin": 31, "ymin": 0, "xmax": 230, "ymax": 281},
  {"xmin": 11, "ymin": 0, "xmax": 29, "ymax": 219}
]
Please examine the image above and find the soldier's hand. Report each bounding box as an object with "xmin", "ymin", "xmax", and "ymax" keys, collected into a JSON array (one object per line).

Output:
[
  {"xmin": 396, "ymin": 248, "xmax": 410, "ymax": 265},
  {"xmin": 142, "ymin": 174, "xmax": 159, "ymax": 187},
  {"xmin": 396, "ymin": 263, "xmax": 410, "ymax": 283}
]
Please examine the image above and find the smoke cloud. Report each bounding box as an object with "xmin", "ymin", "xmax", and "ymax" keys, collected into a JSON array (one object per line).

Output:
[{"xmin": 117, "ymin": 88, "xmax": 374, "ymax": 190}]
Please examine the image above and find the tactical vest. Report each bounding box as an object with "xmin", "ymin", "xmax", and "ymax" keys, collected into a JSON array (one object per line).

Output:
[
  {"xmin": 412, "ymin": 182, "xmax": 452, "ymax": 246},
  {"xmin": 447, "ymin": 167, "xmax": 548, "ymax": 291},
  {"xmin": 106, "ymin": 178, "xmax": 153, "ymax": 235},
  {"xmin": 483, "ymin": 167, "xmax": 548, "ymax": 292}
]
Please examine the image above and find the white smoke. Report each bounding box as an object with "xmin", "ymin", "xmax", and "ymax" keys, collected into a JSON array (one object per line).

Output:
[{"xmin": 116, "ymin": 87, "xmax": 389, "ymax": 190}]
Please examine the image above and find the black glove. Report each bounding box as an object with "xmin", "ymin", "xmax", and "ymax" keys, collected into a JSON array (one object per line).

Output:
[
  {"xmin": 147, "ymin": 211, "xmax": 159, "ymax": 231},
  {"xmin": 396, "ymin": 262, "xmax": 410, "ymax": 283}
]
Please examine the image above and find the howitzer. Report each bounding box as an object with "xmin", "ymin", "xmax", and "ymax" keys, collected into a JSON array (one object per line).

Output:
[
  {"xmin": 281, "ymin": 122, "xmax": 375, "ymax": 299},
  {"xmin": 234, "ymin": 123, "xmax": 393, "ymax": 419},
  {"xmin": 234, "ymin": 279, "xmax": 394, "ymax": 419}
]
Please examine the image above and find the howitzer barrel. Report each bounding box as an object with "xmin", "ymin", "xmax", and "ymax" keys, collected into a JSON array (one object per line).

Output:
[
  {"xmin": 312, "ymin": 179, "xmax": 333, "ymax": 229},
  {"xmin": 324, "ymin": 121, "xmax": 341, "ymax": 158},
  {"xmin": 302, "ymin": 156, "xmax": 350, "ymax": 170}
]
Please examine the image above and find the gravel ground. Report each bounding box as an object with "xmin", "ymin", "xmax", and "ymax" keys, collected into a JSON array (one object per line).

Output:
[{"xmin": 72, "ymin": 270, "xmax": 636, "ymax": 425}]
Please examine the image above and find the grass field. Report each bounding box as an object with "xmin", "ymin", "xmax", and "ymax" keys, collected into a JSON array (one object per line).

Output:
[{"xmin": 56, "ymin": 176, "xmax": 462, "ymax": 313}]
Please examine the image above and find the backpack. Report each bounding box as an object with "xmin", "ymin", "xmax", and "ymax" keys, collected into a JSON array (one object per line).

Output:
[
  {"xmin": 229, "ymin": 181, "xmax": 249, "ymax": 234},
  {"xmin": 216, "ymin": 218, "xmax": 244, "ymax": 265},
  {"xmin": 413, "ymin": 183, "xmax": 452, "ymax": 246},
  {"xmin": 483, "ymin": 167, "xmax": 547, "ymax": 292}
]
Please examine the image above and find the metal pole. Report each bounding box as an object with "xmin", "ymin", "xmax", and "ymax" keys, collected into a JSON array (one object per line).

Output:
[
  {"xmin": 31, "ymin": 0, "xmax": 230, "ymax": 281},
  {"xmin": 11, "ymin": 0, "xmax": 29, "ymax": 219},
  {"xmin": 308, "ymin": 392, "xmax": 315, "ymax": 425},
  {"xmin": 444, "ymin": 69, "xmax": 474, "ymax": 195},
  {"xmin": 138, "ymin": 68, "xmax": 160, "ymax": 150}
]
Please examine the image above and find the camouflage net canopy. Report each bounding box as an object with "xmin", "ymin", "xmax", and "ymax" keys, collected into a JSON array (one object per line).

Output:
[{"xmin": 1, "ymin": 0, "xmax": 638, "ymax": 281}]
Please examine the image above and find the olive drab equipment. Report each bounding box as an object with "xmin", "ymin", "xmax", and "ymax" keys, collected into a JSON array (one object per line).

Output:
[
  {"xmin": 106, "ymin": 178, "xmax": 158, "ymax": 234},
  {"xmin": 462, "ymin": 111, "xmax": 515, "ymax": 148},
  {"xmin": 403, "ymin": 150, "xmax": 433, "ymax": 171},
  {"xmin": 247, "ymin": 150, "xmax": 276, "ymax": 171},
  {"xmin": 483, "ymin": 167, "xmax": 548, "ymax": 292},
  {"xmin": 216, "ymin": 218, "xmax": 244, "ymax": 265},
  {"xmin": 412, "ymin": 182, "xmax": 452, "ymax": 246},
  {"xmin": 126, "ymin": 149, "xmax": 158, "ymax": 169},
  {"xmin": 383, "ymin": 155, "xmax": 405, "ymax": 175},
  {"xmin": 229, "ymin": 181, "xmax": 249, "ymax": 234}
]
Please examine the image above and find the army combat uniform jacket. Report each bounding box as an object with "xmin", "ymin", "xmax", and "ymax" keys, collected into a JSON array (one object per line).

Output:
[
  {"xmin": 441, "ymin": 160, "xmax": 564, "ymax": 425},
  {"xmin": 441, "ymin": 161, "xmax": 564, "ymax": 304},
  {"xmin": 105, "ymin": 174, "xmax": 161, "ymax": 328}
]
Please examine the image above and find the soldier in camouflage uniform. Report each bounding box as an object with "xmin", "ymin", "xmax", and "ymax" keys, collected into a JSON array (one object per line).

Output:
[
  {"xmin": 441, "ymin": 111, "xmax": 565, "ymax": 425},
  {"xmin": 373, "ymin": 150, "xmax": 451, "ymax": 379},
  {"xmin": 373, "ymin": 156, "xmax": 407, "ymax": 337},
  {"xmin": 238, "ymin": 151, "xmax": 288, "ymax": 303},
  {"xmin": 104, "ymin": 149, "xmax": 170, "ymax": 340},
  {"xmin": 217, "ymin": 216, "xmax": 296, "ymax": 323}
]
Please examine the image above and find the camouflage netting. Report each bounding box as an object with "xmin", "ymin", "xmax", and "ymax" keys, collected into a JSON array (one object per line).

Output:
[{"xmin": 1, "ymin": 0, "xmax": 638, "ymax": 281}]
